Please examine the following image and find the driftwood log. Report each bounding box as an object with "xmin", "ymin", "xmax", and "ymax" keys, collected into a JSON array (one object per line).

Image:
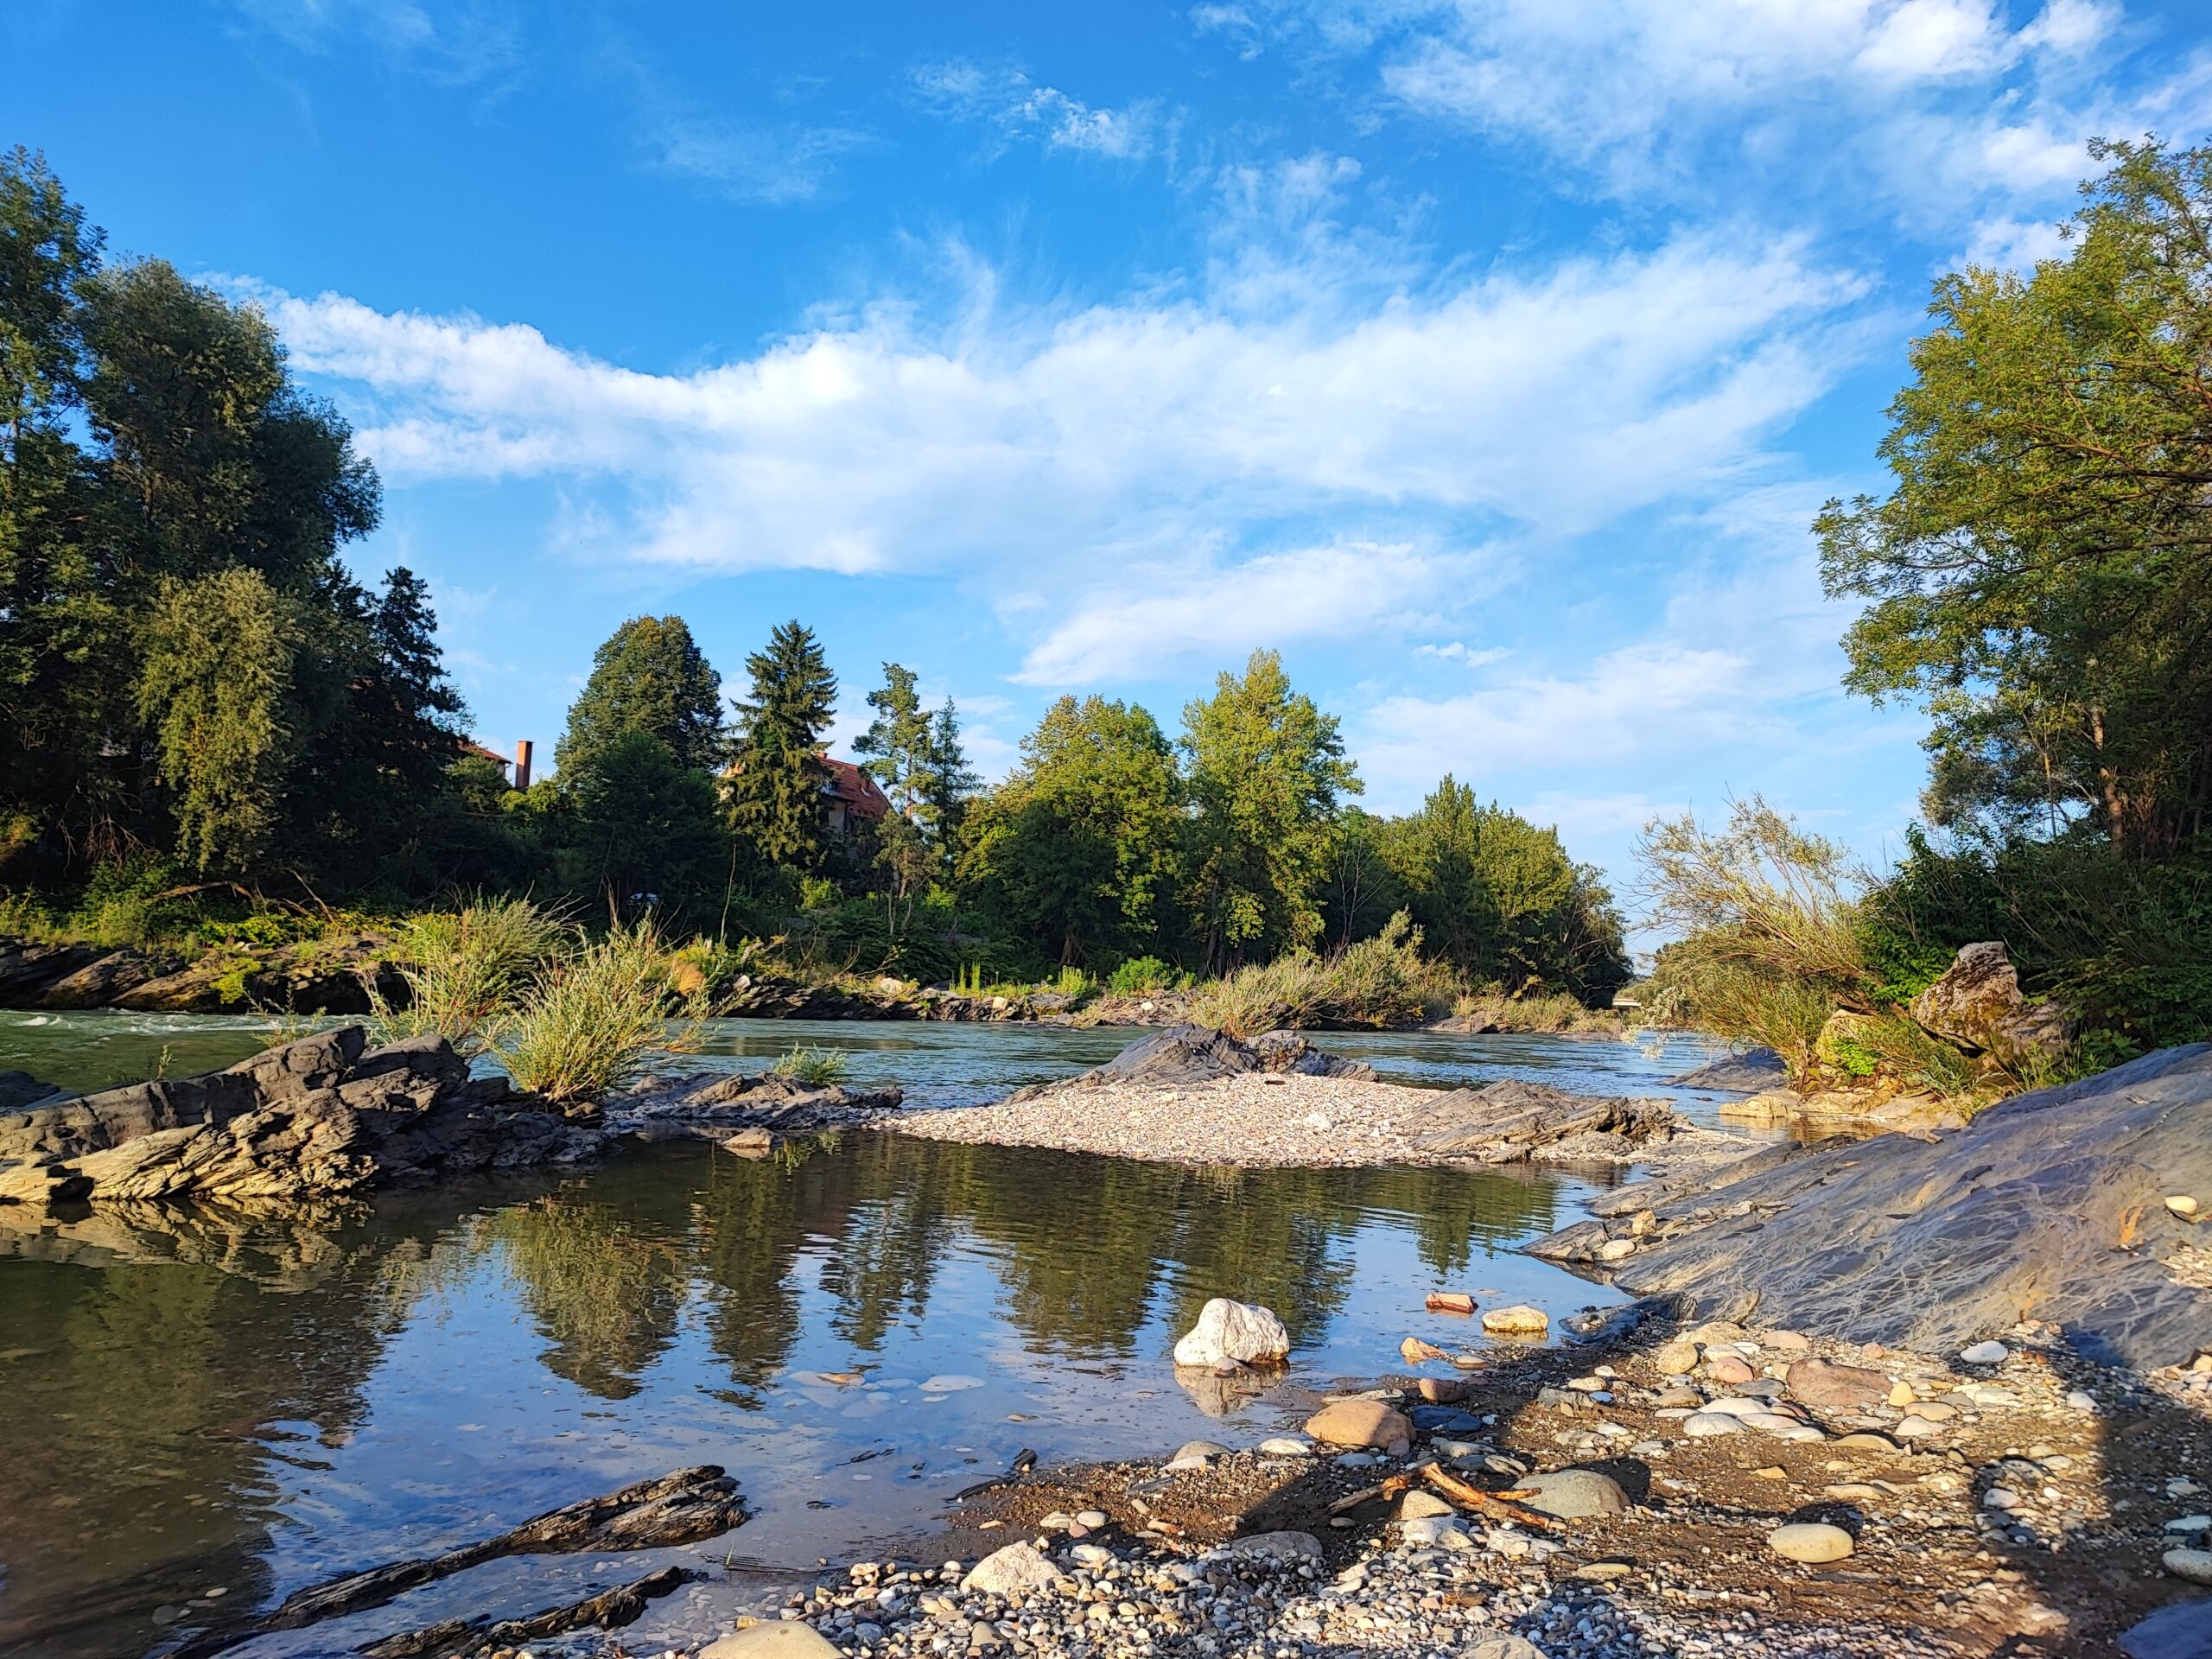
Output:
[
  {"xmin": 169, "ymin": 1465, "xmax": 745, "ymax": 1659},
  {"xmin": 356, "ymin": 1565, "xmax": 690, "ymax": 1658}
]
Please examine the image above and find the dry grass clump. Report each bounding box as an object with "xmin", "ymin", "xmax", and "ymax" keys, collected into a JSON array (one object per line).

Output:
[
  {"xmin": 366, "ymin": 897, "xmax": 569, "ymax": 1052},
  {"xmin": 1452, "ymin": 986, "xmax": 1620, "ymax": 1034},
  {"xmin": 1190, "ymin": 912, "xmax": 1458, "ymax": 1037}
]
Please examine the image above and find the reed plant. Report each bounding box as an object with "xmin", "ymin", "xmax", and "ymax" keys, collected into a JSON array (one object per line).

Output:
[
  {"xmin": 1190, "ymin": 912, "xmax": 1456, "ymax": 1037},
  {"xmin": 768, "ymin": 1044, "xmax": 850, "ymax": 1085},
  {"xmin": 366, "ymin": 896, "xmax": 569, "ymax": 1052}
]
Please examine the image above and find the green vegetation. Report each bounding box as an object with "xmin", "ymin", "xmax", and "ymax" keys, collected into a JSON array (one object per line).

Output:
[
  {"xmin": 1190, "ymin": 912, "xmax": 1457, "ymax": 1037},
  {"xmin": 367, "ymin": 898, "xmax": 569, "ymax": 1052},
  {"xmin": 491, "ymin": 923, "xmax": 693, "ymax": 1107},
  {"xmin": 768, "ymin": 1045, "xmax": 850, "ymax": 1085}
]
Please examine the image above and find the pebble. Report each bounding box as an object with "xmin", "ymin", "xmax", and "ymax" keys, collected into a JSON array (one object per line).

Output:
[
  {"xmin": 1682, "ymin": 1412, "xmax": 1745, "ymax": 1437},
  {"xmin": 2168, "ymin": 1195, "xmax": 2199, "ymax": 1217},
  {"xmin": 1516, "ymin": 1468, "xmax": 1630, "ymax": 1519},
  {"xmin": 2164, "ymin": 1547, "xmax": 2212, "ymax": 1585},
  {"xmin": 1768, "ymin": 1522, "xmax": 1855, "ymax": 1564},
  {"xmin": 1257, "ymin": 1436, "xmax": 1314, "ymax": 1457},
  {"xmin": 1479, "ymin": 1304, "xmax": 1549, "ymax": 1336},
  {"xmin": 1959, "ymin": 1341, "xmax": 2011, "ymax": 1365}
]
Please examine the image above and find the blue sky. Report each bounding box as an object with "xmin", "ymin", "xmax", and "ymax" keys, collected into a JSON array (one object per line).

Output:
[{"xmin": 9, "ymin": 0, "xmax": 2210, "ymax": 906}]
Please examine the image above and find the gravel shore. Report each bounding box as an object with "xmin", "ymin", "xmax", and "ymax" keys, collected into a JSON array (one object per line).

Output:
[{"xmin": 890, "ymin": 1073, "xmax": 1751, "ymax": 1173}]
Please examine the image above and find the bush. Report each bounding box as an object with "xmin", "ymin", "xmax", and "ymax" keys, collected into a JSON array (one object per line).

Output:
[
  {"xmin": 1452, "ymin": 986, "xmax": 1618, "ymax": 1033},
  {"xmin": 1189, "ymin": 912, "xmax": 1457, "ymax": 1036},
  {"xmin": 491, "ymin": 922, "xmax": 685, "ymax": 1107},
  {"xmin": 369, "ymin": 897, "xmax": 569, "ymax": 1052},
  {"xmin": 769, "ymin": 1045, "xmax": 849, "ymax": 1085},
  {"xmin": 1105, "ymin": 955, "xmax": 1179, "ymax": 995}
]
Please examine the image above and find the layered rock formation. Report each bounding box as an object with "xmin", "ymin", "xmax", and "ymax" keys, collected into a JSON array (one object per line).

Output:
[
  {"xmin": 0, "ymin": 932, "xmax": 402, "ymax": 1014},
  {"xmin": 0, "ymin": 1027, "xmax": 601, "ymax": 1206},
  {"xmin": 1007, "ymin": 1023, "xmax": 1377, "ymax": 1099}
]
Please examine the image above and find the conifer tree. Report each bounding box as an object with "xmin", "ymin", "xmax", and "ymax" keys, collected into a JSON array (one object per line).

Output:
[{"xmin": 727, "ymin": 620, "xmax": 838, "ymax": 870}]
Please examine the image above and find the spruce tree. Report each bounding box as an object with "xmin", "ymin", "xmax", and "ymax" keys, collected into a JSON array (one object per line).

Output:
[{"xmin": 727, "ymin": 619, "xmax": 838, "ymax": 870}]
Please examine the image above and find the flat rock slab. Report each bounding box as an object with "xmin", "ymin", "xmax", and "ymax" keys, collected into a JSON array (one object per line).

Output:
[
  {"xmin": 1667, "ymin": 1049, "xmax": 1787, "ymax": 1091},
  {"xmin": 1537, "ymin": 1044, "xmax": 2212, "ymax": 1370}
]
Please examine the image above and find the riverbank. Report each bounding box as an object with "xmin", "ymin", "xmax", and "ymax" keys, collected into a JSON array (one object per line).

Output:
[{"xmin": 663, "ymin": 1308, "xmax": 2212, "ymax": 1659}]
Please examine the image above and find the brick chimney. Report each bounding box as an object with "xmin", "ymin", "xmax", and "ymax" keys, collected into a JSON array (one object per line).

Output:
[{"xmin": 513, "ymin": 740, "xmax": 533, "ymax": 791}]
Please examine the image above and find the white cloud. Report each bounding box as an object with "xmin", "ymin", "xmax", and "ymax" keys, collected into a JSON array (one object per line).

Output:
[
  {"xmin": 252, "ymin": 211, "xmax": 1864, "ymax": 683},
  {"xmin": 912, "ymin": 60, "xmax": 1173, "ymax": 162},
  {"xmin": 231, "ymin": 0, "xmax": 521, "ymax": 83},
  {"xmin": 1414, "ymin": 641, "xmax": 1509, "ymax": 664},
  {"xmin": 1961, "ymin": 212, "xmax": 2072, "ymax": 270}
]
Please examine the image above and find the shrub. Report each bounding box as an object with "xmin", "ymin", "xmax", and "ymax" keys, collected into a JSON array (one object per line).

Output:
[
  {"xmin": 769, "ymin": 1045, "xmax": 849, "ymax": 1085},
  {"xmin": 1051, "ymin": 964, "xmax": 1096, "ymax": 998},
  {"xmin": 491, "ymin": 922, "xmax": 683, "ymax": 1107},
  {"xmin": 1452, "ymin": 986, "xmax": 1618, "ymax": 1033},
  {"xmin": 1106, "ymin": 955, "xmax": 1177, "ymax": 995},
  {"xmin": 369, "ymin": 897, "xmax": 569, "ymax": 1052}
]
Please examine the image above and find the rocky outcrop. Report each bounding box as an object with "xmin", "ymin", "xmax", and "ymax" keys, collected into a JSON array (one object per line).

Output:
[
  {"xmin": 1665, "ymin": 1048, "xmax": 1786, "ymax": 1091},
  {"xmin": 0, "ymin": 1069, "xmax": 67, "ymax": 1112},
  {"xmin": 607, "ymin": 1069, "xmax": 903, "ymax": 1151},
  {"xmin": 1402, "ymin": 1079, "xmax": 1678, "ymax": 1164},
  {"xmin": 1527, "ymin": 1044, "xmax": 2212, "ymax": 1369},
  {"xmin": 0, "ymin": 932, "xmax": 404, "ymax": 1013},
  {"xmin": 1008, "ymin": 1024, "xmax": 1376, "ymax": 1099},
  {"xmin": 0, "ymin": 1027, "xmax": 603, "ymax": 1207},
  {"xmin": 1909, "ymin": 939, "xmax": 2075, "ymax": 1068}
]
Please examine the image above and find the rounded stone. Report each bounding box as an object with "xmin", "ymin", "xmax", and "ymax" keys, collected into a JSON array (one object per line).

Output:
[
  {"xmin": 1768, "ymin": 1522, "xmax": 1854, "ymax": 1564},
  {"xmin": 1682, "ymin": 1412, "xmax": 1745, "ymax": 1436},
  {"xmin": 701, "ymin": 1625, "xmax": 845, "ymax": 1659},
  {"xmin": 1959, "ymin": 1340, "xmax": 2011, "ymax": 1365},
  {"xmin": 962, "ymin": 1542, "xmax": 1066, "ymax": 1598},
  {"xmin": 1479, "ymin": 1303, "xmax": 1549, "ymax": 1336},
  {"xmin": 2164, "ymin": 1548, "xmax": 2212, "ymax": 1586},
  {"xmin": 1517, "ymin": 1468, "xmax": 1630, "ymax": 1520},
  {"xmin": 1257, "ymin": 1435, "xmax": 1314, "ymax": 1457},
  {"xmin": 1305, "ymin": 1397, "xmax": 1414, "ymax": 1450},
  {"xmin": 1398, "ymin": 1489, "xmax": 1456, "ymax": 1519},
  {"xmin": 1707, "ymin": 1356, "xmax": 1756, "ymax": 1385}
]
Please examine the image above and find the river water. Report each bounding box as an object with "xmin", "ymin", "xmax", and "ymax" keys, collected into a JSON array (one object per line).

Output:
[{"xmin": 0, "ymin": 1015, "xmax": 1728, "ymax": 1659}]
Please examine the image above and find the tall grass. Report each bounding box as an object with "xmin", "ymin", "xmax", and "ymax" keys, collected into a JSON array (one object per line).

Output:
[
  {"xmin": 1451, "ymin": 986, "xmax": 1619, "ymax": 1033},
  {"xmin": 490, "ymin": 922, "xmax": 687, "ymax": 1108},
  {"xmin": 769, "ymin": 1045, "xmax": 850, "ymax": 1085},
  {"xmin": 1189, "ymin": 912, "xmax": 1457, "ymax": 1037},
  {"xmin": 366, "ymin": 897, "xmax": 569, "ymax": 1052}
]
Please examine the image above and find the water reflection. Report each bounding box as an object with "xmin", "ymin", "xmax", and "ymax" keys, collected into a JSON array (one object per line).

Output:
[{"xmin": 0, "ymin": 1135, "xmax": 1601, "ymax": 1659}]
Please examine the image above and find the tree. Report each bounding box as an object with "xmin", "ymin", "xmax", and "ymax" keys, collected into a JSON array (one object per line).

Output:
[
  {"xmin": 136, "ymin": 568, "xmax": 299, "ymax": 873},
  {"xmin": 1321, "ymin": 808, "xmax": 1404, "ymax": 948},
  {"xmin": 727, "ymin": 619, "xmax": 838, "ymax": 871},
  {"xmin": 556, "ymin": 615, "xmax": 724, "ymax": 778},
  {"xmin": 1817, "ymin": 137, "xmax": 2212, "ymax": 859},
  {"xmin": 854, "ymin": 663, "xmax": 934, "ymax": 816},
  {"xmin": 959, "ymin": 696, "xmax": 1185, "ymax": 967},
  {"xmin": 1180, "ymin": 650, "xmax": 1360, "ymax": 970},
  {"xmin": 927, "ymin": 702, "xmax": 980, "ymax": 844},
  {"xmin": 568, "ymin": 730, "xmax": 723, "ymax": 916}
]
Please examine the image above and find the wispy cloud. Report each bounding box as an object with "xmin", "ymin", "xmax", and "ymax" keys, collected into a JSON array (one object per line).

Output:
[
  {"xmin": 653, "ymin": 118, "xmax": 874, "ymax": 204},
  {"xmin": 912, "ymin": 60, "xmax": 1175, "ymax": 161},
  {"xmin": 231, "ymin": 0, "xmax": 524, "ymax": 85}
]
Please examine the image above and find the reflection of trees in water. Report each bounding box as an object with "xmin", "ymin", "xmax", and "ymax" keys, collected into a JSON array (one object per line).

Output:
[
  {"xmin": 0, "ymin": 1205, "xmax": 404, "ymax": 1659},
  {"xmin": 482, "ymin": 1193, "xmax": 689, "ymax": 1400}
]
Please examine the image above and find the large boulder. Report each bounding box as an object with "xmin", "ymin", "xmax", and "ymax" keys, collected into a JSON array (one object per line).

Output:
[
  {"xmin": 1668, "ymin": 1049, "xmax": 1787, "ymax": 1091},
  {"xmin": 1910, "ymin": 942, "xmax": 2075, "ymax": 1068},
  {"xmin": 1554, "ymin": 1045, "xmax": 2212, "ymax": 1369},
  {"xmin": 1173, "ymin": 1298, "xmax": 1290, "ymax": 1367},
  {"xmin": 0, "ymin": 939, "xmax": 100, "ymax": 1003},
  {"xmin": 1025, "ymin": 1025, "xmax": 1375, "ymax": 1095}
]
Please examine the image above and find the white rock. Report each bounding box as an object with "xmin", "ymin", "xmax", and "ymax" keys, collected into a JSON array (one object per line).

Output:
[
  {"xmin": 963, "ymin": 1543, "xmax": 1065, "ymax": 1598},
  {"xmin": 1400, "ymin": 1515, "xmax": 1476, "ymax": 1550},
  {"xmin": 1480, "ymin": 1304, "xmax": 1549, "ymax": 1336},
  {"xmin": 2164, "ymin": 1548, "xmax": 2212, "ymax": 1585},
  {"xmin": 1703, "ymin": 1396, "xmax": 1772, "ymax": 1418},
  {"xmin": 1172, "ymin": 1299, "xmax": 1290, "ymax": 1368},
  {"xmin": 1681, "ymin": 1413, "xmax": 1745, "ymax": 1437},
  {"xmin": 2166, "ymin": 1194, "xmax": 2200, "ymax": 1217},
  {"xmin": 1074, "ymin": 1510, "xmax": 1109, "ymax": 1529},
  {"xmin": 1959, "ymin": 1341, "xmax": 2010, "ymax": 1365},
  {"xmin": 921, "ymin": 1374, "xmax": 986, "ymax": 1392},
  {"xmin": 1257, "ymin": 1435, "xmax": 1315, "ymax": 1457},
  {"xmin": 1463, "ymin": 1630, "xmax": 1547, "ymax": 1657},
  {"xmin": 1894, "ymin": 1414, "xmax": 1943, "ymax": 1439},
  {"xmin": 2065, "ymin": 1389, "xmax": 2098, "ymax": 1412},
  {"xmin": 701, "ymin": 1626, "xmax": 844, "ymax": 1659},
  {"xmin": 1983, "ymin": 1487, "xmax": 2021, "ymax": 1510}
]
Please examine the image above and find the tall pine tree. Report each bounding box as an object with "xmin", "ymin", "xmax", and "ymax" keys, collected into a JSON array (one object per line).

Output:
[{"xmin": 727, "ymin": 620, "xmax": 838, "ymax": 870}]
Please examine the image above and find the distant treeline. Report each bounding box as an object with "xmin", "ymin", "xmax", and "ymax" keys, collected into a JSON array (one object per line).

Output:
[{"xmin": 0, "ymin": 148, "xmax": 1629, "ymax": 1001}]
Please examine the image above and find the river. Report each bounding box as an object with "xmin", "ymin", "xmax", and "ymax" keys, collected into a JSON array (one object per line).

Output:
[{"xmin": 0, "ymin": 1015, "xmax": 1729, "ymax": 1659}]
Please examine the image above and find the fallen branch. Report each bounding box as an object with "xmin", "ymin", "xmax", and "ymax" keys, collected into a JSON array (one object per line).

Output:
[
  {"xmin": 1420, "ymin": 1464, "xmax": 1561, "ymax": 1531},
  {"xmin": 357, "ymin": 1565, "xmax": 690, "ymax": 1658},
  {"xmin": 169, "ymin": 1466, "xmax": 744, "ymax": 1659},
  {"xmin": 1327, "ymin": 1471, "xmax": 1418, "ymax": 1515}
]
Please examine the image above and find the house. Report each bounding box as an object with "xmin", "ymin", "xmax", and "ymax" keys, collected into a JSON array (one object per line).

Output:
[
  {"xmin": 823, "ymin": 756, "xmax": 891, "ymax": 838},
  {"xmin": 459, "ymin": 739, "xmax": 535, "ymax": 789}
]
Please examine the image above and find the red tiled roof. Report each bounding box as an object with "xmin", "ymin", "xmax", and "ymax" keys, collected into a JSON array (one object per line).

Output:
[
  {"xmin": 461, "ymin": 740, "xmax": 512, "ymax": 767},
  {"xmin": 823, "ymin": 756, "xmax": 890, "ymax": 820}
]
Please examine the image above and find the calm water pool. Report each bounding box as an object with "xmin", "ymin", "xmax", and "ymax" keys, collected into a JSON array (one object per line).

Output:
[{"xmin": 0, "ymin": 1017, "xmax": 1727, "ymax": 1659}]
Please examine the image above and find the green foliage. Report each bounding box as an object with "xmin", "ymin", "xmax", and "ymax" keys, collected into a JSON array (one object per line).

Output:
[
  {"xmin": 1181, "ymin": 650, "xmax": 1360, "ymax": 971},
  {"xmin": 1105, "ymin": 955, "xmax": 1178, "ymax": 995},
  {"xmin": 726, "ymin": 620, "xmax": 839, "ymax": 872},
  {"xmin": 961, "ymin": 695, "xmax": 1185, "ymax": 968},
  {"xmin": 136, "ymin": 568, "xmax": 300, "ymax": 873},
  {"xmin": 491, "ymin": 922, "xmax": 686, "ymax": 1106},
  {"xmin": 1818, "ymin": 137, "xmax": 2212, "ymax": 860},
  {"xmin": 555, "ymin": 615, "xmax": 724, "ymax": 777},
  {"xmin": 564, "ymin": 729, "xmax": 725, "ymax": 918},
  {"xmin": 1376, "ymin": 777, "xmax": 1630, "ymax": 1002},
  {"xmin": 768, "ymin": 1045, "xmax": 849, "ymax": 1085}
]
